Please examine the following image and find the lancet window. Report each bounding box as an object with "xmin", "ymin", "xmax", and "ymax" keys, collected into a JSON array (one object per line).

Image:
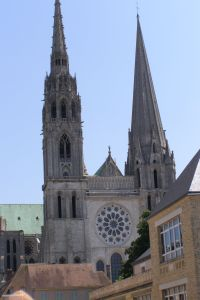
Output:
[{"xmin": 59, "ymin": 134, "xmax": 71, "ymax": 161}]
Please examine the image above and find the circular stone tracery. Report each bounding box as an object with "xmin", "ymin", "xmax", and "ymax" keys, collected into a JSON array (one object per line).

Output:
[{"xmin": 96, "ymin": 205, "xmax": 132, "ymax": 245}]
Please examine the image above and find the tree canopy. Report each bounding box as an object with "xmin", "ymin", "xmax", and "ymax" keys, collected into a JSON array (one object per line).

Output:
[{"xmin": 120, "ymin": 210, "xmax": 150, "ymax": 279}]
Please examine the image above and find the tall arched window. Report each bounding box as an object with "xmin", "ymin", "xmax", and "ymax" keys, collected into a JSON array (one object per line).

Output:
[
  {"xmin": 136, "ymin": 168, "xmax": 141, "ymax": 188},
  {"xmin": 153, "ymin": 143, "xmax": 156, "ymax": 153},
  {"xmin": 58, "ymin": 195, "xmax": 62, "ymax": 219},
  {"xmin": 7, "ymin": 240, "xmax": 10, "ymax": 253},
  {"xmin": 147, "ymin": 195, "xmax": 152, "ymax": 211},
  {"xmin": 51, "ymin": 102, "xmax": 57, "ymax": 118},
  {"xmin": 111, "ymin": 253, "xmax": 122, "ymax": 282},
  {"xmin": 96, "ymin": 260, "xmax": 105, "ymax": 272},
  {"xmin": 59, "ymin": 134, "xmax": 71, "ymax": 161},
  {"xmin": 71, "ymin": 102, "xmax": 76, "ymax": 119},
  {"xmin": 72, "ymin": 192, "xmax": 77, "ymax": 218},
  {"xmin": 154, "ymin": 170, "xmax": 158, "ymax": 188},
  {"xmin": 61, "ymin": 102, "xmax": 66, "ymax": 118},
  {"xmin": 13, "ymin": 240, "xmax": 16, "ymax": 254},
  {"xmin": 7, "ymin": 255, "xmax": 10, "ymax": 269}
]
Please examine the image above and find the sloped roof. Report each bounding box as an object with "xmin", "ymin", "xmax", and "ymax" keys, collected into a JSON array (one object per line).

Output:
[
  {"xmin": 133, "ymin": 248, "xmax": 151, "ymax": 265},
  {"xmin": 0, "ymin": 204, "xmax": 43, "ymax": 234},
  {"xmin": 4, "ymin": 264, "xmax": 110, "ymax": 292},
  {"xmin": 95, "ymin": 148, "xmax": 122, "ymax": 177},
  {"xmin": 150, "ymin": 149, "xmax": 200, "ymax": 217}
]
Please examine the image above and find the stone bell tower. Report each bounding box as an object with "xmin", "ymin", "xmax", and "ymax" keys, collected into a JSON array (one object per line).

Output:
[{"xmin": 41, "ymin": 0, "xmax": 87, "ymax": 264}]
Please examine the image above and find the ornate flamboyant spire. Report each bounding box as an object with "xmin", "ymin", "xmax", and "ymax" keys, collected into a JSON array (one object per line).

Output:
[{"xmin": 51, "ymin": 0, "xmax": 69, "ymax": 74}]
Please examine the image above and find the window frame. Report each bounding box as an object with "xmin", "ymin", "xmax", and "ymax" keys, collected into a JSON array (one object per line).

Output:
[
  {"xmin": 160, "ymin": 215, "xmax": 183, "ymax": 263},
  {"xmin": 163, "ymin": 284, "xmax": 187, "ymax": 300}
]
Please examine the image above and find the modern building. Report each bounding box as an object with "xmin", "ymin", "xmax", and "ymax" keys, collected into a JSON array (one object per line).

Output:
[
  {"xmin": 90, "ymin": 149, "xmax": 200, "ymax": 299},
  {"xmin": 40, "ymin": 0, "xmax": 175, "ymax": 283}
]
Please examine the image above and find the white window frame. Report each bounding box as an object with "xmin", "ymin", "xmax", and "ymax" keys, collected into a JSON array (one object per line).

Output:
[
  {"xmin": 163, "ymin": 284, "xmax": 187, "ymax": 300},
  {"xmin": 160, "ymin": 215, "xmax": 183, "ymax": 262}
]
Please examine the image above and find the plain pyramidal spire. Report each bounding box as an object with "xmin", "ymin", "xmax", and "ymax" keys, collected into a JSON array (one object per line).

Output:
[
  {"xmin": 131, "ymin": 15, "xmax": 166, "ymax": 153},
  {"xmin": 51, "ymin": 0, "xmax": 69, "ymax": 74},
  {"xmin": 125, "ymin": 15, "xmax": 175, "ymax": 194}
]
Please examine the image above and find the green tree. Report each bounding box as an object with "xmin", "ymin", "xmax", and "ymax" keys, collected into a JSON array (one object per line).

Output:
[{"xmin": 120, "ymin": 210, "xmax": 150, "ymax": 279}]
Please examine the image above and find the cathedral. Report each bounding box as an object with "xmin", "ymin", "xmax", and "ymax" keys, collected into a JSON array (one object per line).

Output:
[{"xmin": 40, "ymin": 0, "xmax": 175, "ymax": 282}]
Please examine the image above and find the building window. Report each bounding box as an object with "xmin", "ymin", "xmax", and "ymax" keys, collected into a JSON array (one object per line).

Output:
[
  {"xmin": 51, "ymin": 102, "xmax": 57, "ymax": 118},
  {"xmin": 61, "ymin": 102, "xmax": 66, "ymax": 118},
  {"xmin": 153, "ymin": 143, "xmax": 156, "ymax": 153},
  {"xmin": 160, "ymin": 216, "xmax": 183, "ymax": 262},
  {"xmin": 154, "ymin": 170, "xmax": 158, "ymax": 188},
  {"xmin": 13, "ymin": 255, "xmax": 17, "ymax": 272},
  {"xmin": 136, "ymin": 168, "xmax": 141, "ymax": 188},
  {"xmin": 7, "ymin": 255, "xmax": 10, "ymax": 269},
  {"xmin": 39, "ymin": 291, "xmax": 48, "ymax": 300},
  {"xmin": 96, "ymin": 260, "xmax": 105, "ymax": 272},
  {"xmin": 147, "ymin": 195, "xmax": 152, "ymax": 211},
  {"xmin": 58, "ymin": 195, "xmax": 62, "ymax": 219},
  {"xmin": 163, "ymin": 284, "xmax": 187, "ymax": 300},
  {"xmin": 7, "ymin": 240, "xmax": 10, "ymax": 253},
  {"xmin": 13, "ymin": 239, "xmax": 16, "ymax": 254},
  {"xmin": 137, "ymin": 295, "xmax": 151, "ymax": 300},
  {"xmin": 72, "ymin": 192, "xmax": 77, "ymax": 218},
  {"xmin": 71, "ymin": 290, "xmax": 78, "ymax": 300},
  {"xmin": 60, "ymin": 134, "xmax": 71, "ymax": 161},
  {"xmin": 111, "ymin": 253, "xmax": 122, "ymax": 282},
  {"xmin": 55, "ymin": 291, "xmax": 64, "ymax": 300}
]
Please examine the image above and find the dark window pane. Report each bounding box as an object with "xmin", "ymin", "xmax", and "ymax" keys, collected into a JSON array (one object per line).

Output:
[{"xmin": 111, "ymin": 253, "xmax": 122, "ymax": 282}]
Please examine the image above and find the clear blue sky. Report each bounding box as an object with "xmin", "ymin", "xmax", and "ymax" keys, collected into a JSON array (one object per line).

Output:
[{"xmin": 0, "ymin": 0, "xmax": 199, "ymax": 203}]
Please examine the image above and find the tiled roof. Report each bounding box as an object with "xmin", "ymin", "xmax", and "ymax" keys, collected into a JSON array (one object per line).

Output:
[
  {"xmin": 95, "ymin": 149, "xmax": 122, "ymax": 177},
  {"xmin": 4, "ymin": 264, "xmax": 110, "ymax": 292},
  {"xmin": 150, "ymin": 149, "xmax": 200, "ymax": 217}
]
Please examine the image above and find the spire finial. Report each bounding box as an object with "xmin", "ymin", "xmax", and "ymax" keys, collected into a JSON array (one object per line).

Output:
[
  {"xmin": 108, "ymin": 146, "xmax": 111, "ymax": 157},
  {"xmin": 136, "ymin": 0, "xmax": 140, "ymax": 18}
]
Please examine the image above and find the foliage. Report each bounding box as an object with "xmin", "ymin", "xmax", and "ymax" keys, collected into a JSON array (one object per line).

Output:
[{"xmin": 120, "ymin": 210, "xmax": 150, "ymax": 279}]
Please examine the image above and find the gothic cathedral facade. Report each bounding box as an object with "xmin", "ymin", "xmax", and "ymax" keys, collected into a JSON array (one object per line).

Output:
[{"xmin": 40, "ymin": 0, "xmax": 175, "ymax": 282}]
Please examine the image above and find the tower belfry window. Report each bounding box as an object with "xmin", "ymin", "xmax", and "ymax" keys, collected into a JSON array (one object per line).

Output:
[
  {"xmin": 147, "ymin": 195, "xmax": 152, "ymax": 211},
  {"xmin": 51, "ymin": 102, "xmax": 57, "ymax": 118},
  {"xmin": 153, "ymin": 143, "xmax": 156, "ymax": 153},
  {"xmin": 59, "ymin": 134, "xmax": 71, "ymax": 161},
  {"xmin": 61, "ymin": 102, "xmax": 66, "ymax": 118},
  {"xmin": 58, "ymin": 195, "xmax": 62, "ymax": 219},
  {"xmin": 72, "ymin": 192, "xmax": 77, "ymax": 218},
  {"xmin": 136, "ymin": 168, "xmax": 141, "ymax": 188},
  {"xmin": 154, "ymin": 170, "xmax": 158, "ymax": 188}
]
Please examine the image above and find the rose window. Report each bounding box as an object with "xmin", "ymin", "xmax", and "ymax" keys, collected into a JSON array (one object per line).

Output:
[{"xmin": 96, "ymin": 205, "xmax": 132, "ymax": 245}]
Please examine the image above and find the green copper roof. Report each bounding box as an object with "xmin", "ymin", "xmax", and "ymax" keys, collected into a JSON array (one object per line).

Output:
[{"xmin": 0, "ymin": 204, "xmax": 43, "ymax": 234}]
